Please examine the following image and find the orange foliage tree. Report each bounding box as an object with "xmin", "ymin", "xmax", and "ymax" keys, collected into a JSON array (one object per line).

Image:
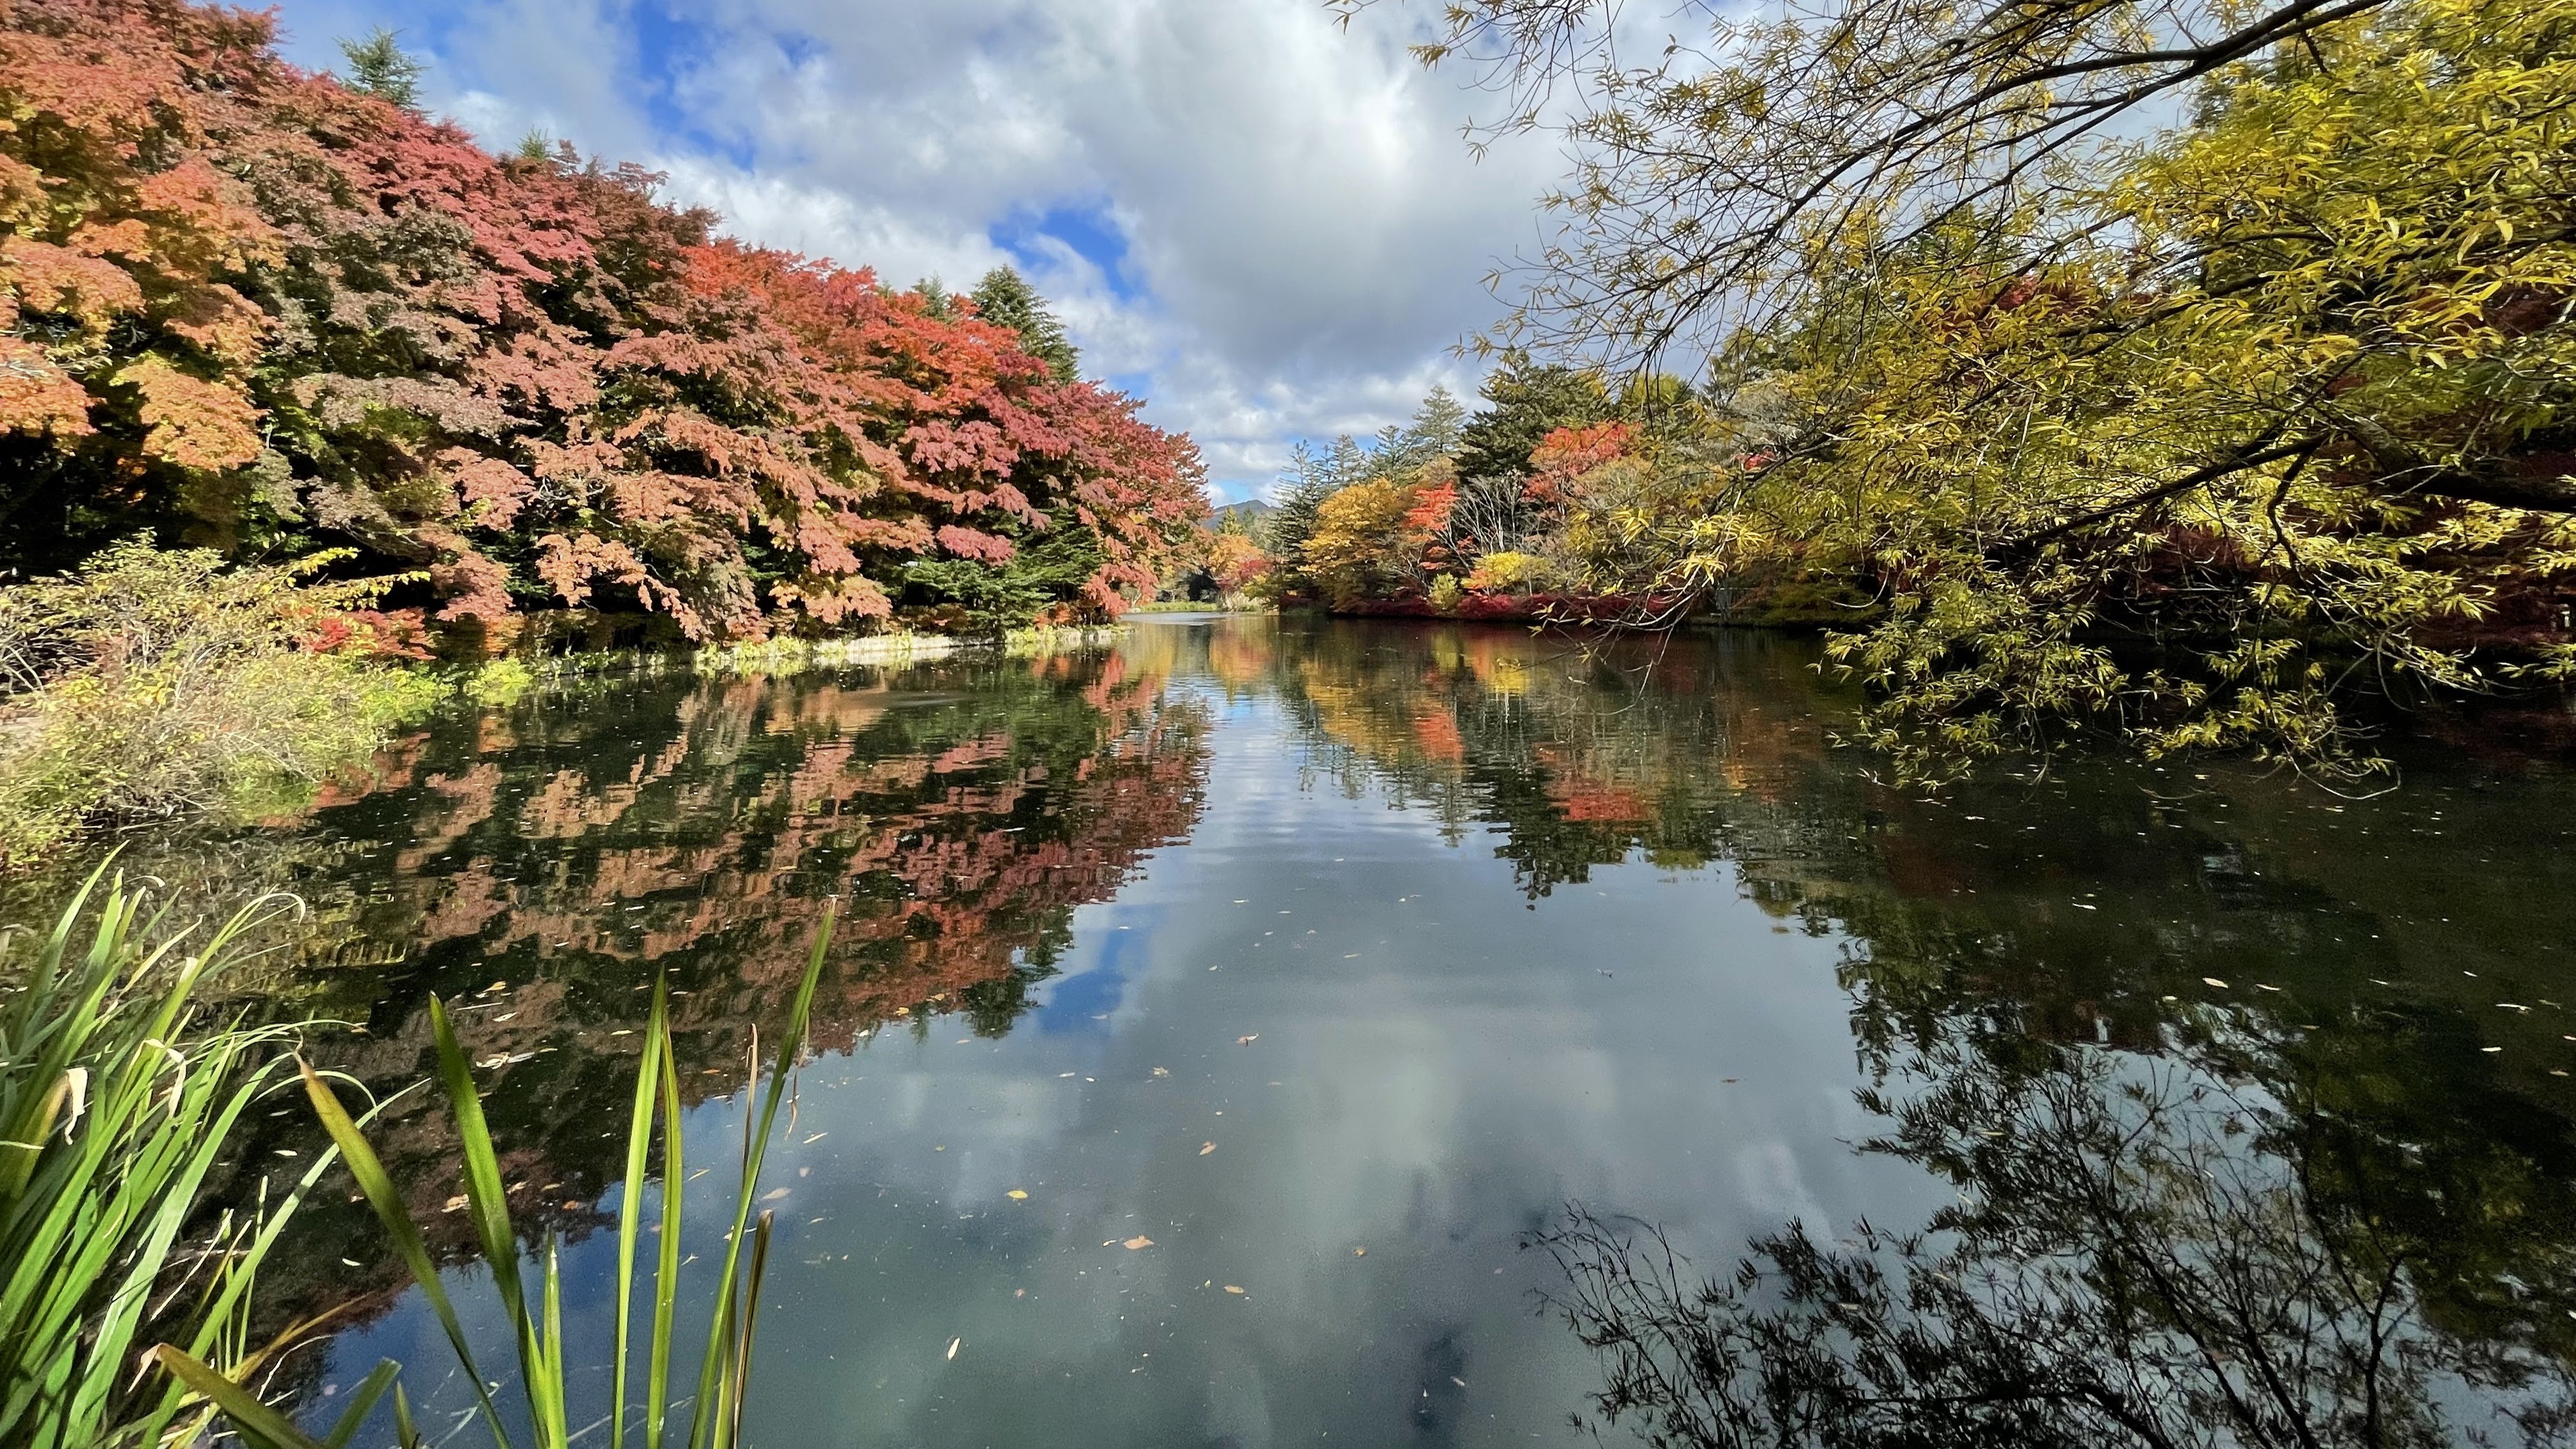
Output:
[{"xmin": 0, "ymin": 0, "xmax": 1205, "ymax": 643}]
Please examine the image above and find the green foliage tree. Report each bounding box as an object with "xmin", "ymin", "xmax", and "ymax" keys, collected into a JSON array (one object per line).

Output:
[
  {"xmin": 970, "ymin": 266, "xmax": 1082, "ymax": 383},
  {"xmin": 1356, "ymin": 0, "xmax": 2576, "ymax": 779}
]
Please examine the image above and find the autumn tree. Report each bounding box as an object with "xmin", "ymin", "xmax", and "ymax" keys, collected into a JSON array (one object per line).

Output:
[
  {"xmin": 0, "ymin": 0, "xmax": 1204, "ymax": 647},
  {"xmin": 1353, "ymin": 0, "xmax": 2576, "ymax": 777}
]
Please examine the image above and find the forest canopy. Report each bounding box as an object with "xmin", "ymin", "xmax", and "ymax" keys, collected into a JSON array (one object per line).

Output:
[
  {"xmin": 0, "ymin": 0, "xmax": 1207, "ymax": 648},
  {"xmin": 1328, "ymin": 0, "xmax": 2576, "ymax": 781}
]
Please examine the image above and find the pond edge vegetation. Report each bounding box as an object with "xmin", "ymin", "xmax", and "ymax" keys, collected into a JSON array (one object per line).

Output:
[{"xmin": 1, "ymin": 871, "xmax": 838, "ymax": 1448}]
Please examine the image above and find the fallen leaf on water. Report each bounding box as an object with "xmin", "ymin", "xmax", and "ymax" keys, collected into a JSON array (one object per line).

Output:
[
  {"xmin": 1153, "ymin": 1067, "xmax": 1171, "ymax": 1078},
  {"xmin": 760, "ymin": 1188, "xmax": 790, "ymax": 1201},
  {"xmin": 2203, "ymin": 977, "xmax": 2229, "ymax": 988},
  {"xmin": 1236, "ymin": 1035, "xmax": 1259, "ymax": 1045},
  {"xmin": 1008, "ymin": 1189, "xmax": 1029, "ymax": 1200},
  {"xmin": 946, "ymin": 1338, "xmax": 961, "ymax": 1361},
  {"xmin": 1199, "ymin": 1142, "xmax": 1216, "ymax": 1156},
  {"xmin": 1124, "ymin": 1236, "xmax": 1155, "ymax": 1250},
  {"xmin": 1223, "ymin": 1285, "xmax": 1246, "ymax": 1294},
  {"xmin": 1354, "ymin": 1247, "xmax": 1366, "ymax": 1257}
]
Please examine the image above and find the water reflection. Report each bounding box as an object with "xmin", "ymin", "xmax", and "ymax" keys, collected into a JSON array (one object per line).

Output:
[
  {"xmin": 1535, "ymin": 1032, "xmax": 2576, "ymax": 1448},
  {"xmin": 13, "ymin": 615, "xmax": 2570, "ymax": 1446},
  {"xmin": 125, "ymin": 648, "xmax": 1213, "ymax": 1347}
]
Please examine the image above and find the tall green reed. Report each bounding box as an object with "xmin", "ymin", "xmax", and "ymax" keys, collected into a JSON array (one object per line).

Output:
[
  {"xmin": 162, "ymin": 905, "xmax": 838, "ymax": 1449},
  {"xmin": 1, "ymin": 866, "xmax": 334, "ymax": 1449}
]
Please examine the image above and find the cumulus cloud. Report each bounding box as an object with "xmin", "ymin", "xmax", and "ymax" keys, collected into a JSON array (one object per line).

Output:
[{"xmin": 268, "ymin": 0, "xmax": 1556, "ymax": 502}]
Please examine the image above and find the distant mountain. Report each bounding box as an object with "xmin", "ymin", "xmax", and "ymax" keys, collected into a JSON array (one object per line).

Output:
[{"xmin": 1208, "ymin": 498, "xmax": 1275, "ymax": 528}]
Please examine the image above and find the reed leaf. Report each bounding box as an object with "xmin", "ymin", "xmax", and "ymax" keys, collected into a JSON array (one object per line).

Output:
[
  {"xmin": 178, "ymin": 906, "xmax": 839, "ymax": 1449},
  {"xmin": 1, "ymin": 868, "xmax": 318, "ymax": 1449}
]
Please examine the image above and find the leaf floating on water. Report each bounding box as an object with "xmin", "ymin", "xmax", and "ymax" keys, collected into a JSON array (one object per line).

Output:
[
  {"xmin": 1199, "ymin": 1142, "xmax": 1216, "ymax": 1156},
  {"xmin": 760, "ymin": 1188, "xmax": 790, "ymax": 1201},
  {"xmin": 1153, "ymin": 1067, "xmax": 1171, "ymax": 1078},
  {"xmin": 1008, "ymin": 1189, "xmax": 1029, "ymax": 1200},
  {"xmin": 1223, "ymin": 1285, "xmax": 1245, "ymax": 1294},
  {"xmin": 2203, "ymin": 977, "xmax": 2229, "ymax": 988},
  {"xmin": 1236, "ymin": 1034, "xmax": 1259, "ymax": 1045},
  {"xmin": 946, "ymin": 1337, "xmax": 961, "ymax": 1361},
  {"xmin": 1354, "ymin": 1247, "xmax": 1367, "ymax": 1257},
  {"xmin": 1124, "ymin": 1236, "xmax": 1155, "ymax": 1250}
]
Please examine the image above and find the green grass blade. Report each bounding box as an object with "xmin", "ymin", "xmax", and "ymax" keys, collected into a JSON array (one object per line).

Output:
[
  {"xmin": 538, "ymin": 1236, "xmax": 569, "ymax": 1449},
  {"xmin": 726, "ymin": 1211, "xmax": 774, "ymax": 1449},
  {"xmin": 298, "ymin": 1060, "xmax": 510, "ymax": 1446},
  {"xmin": 689, "ymin": 905, "xmax": 832, "ymax": 1449},
  {"xmin": 392, "ymin": 1383, "xmax": 425, "ymax": 1449},
  {"xmin": 646, "ymin": 1031, "xmax": 682, "ymax": 1449},
  {"xmin": 150, "ymin": 1345, "xmax": 330, "ymax": 1449},
  {"xmin": 612, "ymin": 980, "xmax": 670, "ymax": 1449},
  {"xmin": 428, "ymin": 997, "xmax": 558, "ymax": 1443},
  {"xmin": 321, "ymin": 1360, "xmax": 402, "ymax": 1449}
]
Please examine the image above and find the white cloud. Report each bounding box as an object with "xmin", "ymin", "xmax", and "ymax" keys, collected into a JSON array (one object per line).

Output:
[{"xmin": 270, "ymin": 0, "xmax": 1557, "ymax": 502}]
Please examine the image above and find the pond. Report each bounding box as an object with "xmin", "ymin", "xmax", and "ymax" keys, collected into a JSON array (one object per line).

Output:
[{"xmin": 34, "ymin": 614, "xmax": 2576, "ymax": 1447}]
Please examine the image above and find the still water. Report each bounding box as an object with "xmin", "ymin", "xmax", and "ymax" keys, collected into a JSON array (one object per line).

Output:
[{"xmin": 58, "ymin": 615, "xmax": 2576, "ymax": 1446}]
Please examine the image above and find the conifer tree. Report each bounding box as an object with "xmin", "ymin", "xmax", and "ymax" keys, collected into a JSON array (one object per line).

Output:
[
  {"xmin": 338, "ymin": 27, "xmax": 424, "ymax": 109},
  {"xmin": 971, "ymin": 267, "xmax": 1081, "ymax": 383}
]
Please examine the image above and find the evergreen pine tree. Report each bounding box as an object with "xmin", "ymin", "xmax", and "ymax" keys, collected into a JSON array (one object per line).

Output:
[
  {"xmin": 970, "ymin": 267, "xmax": 1082, "ymax": 383},
  {"xmin": 1400, "ymin": 384, "xmax": 1468, "ymax": 462},
  {"xmin": 1263, "ymin": 443, "xmax": 1333, "ymax": 569},
  {"xmin": 339, "ymin": 28, "xmax": 425, "ymax": 110},
  {"xmin": 1454, "ymin": 359, "xmax": 1611, "ymax": 479}
]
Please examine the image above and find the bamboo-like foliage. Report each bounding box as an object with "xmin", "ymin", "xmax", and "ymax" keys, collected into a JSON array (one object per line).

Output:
[
  {"xmin": 1, "ymin": 867, "xmax": 334, "ymax": 1449},
  {"xmin": 160, "ymin": 906, "xmax": 838, "ymax": 1449}
]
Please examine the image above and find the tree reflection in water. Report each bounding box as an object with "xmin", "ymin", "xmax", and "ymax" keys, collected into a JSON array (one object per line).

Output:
[{"xmin": 1536, "ymin": 1034, "xmax": 2576, "ymax": 1449}]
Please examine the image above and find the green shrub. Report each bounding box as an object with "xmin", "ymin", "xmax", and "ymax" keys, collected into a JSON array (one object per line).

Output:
[
  {"xmin": 1465, "ymin": 551, "xmax": 1549, "ymax": 594},
  {"xmin": 0, "ymin": 544, "xmax": 443, "ymax": 864}
]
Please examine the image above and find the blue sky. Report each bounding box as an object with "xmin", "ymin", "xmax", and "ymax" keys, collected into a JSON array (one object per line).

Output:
[{"xmin": 263, "ymin": 0, "xmax": 1560, "ymax": 502}]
